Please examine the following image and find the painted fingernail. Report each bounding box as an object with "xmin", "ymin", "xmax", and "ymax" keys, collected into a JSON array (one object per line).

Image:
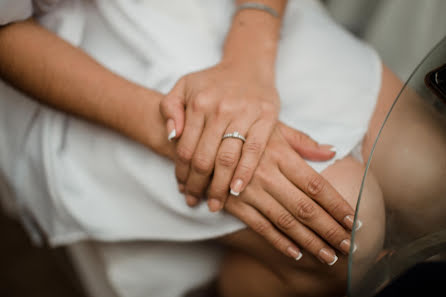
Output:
[
  {"xmin": 344, "ymin": 215, "xmax": 354, "ymax": 230},
  {"xmin": 186, "ymin": 195, "xmax": 199, "ymax": 207},
  {"xmin": 287, "ymin": 247, "xmax": 303, "ymax": 261},
  {"xmin": 355, "ymin": 219, "xmax": 363, "ymax": 231},
  {"xmin": 230, "ymin": 179, "xmax": 243, "ymax": 196},
  {"xmin": 320, "ymin": 144, "xmax": 337, "ymax": 153},
  {"xmin": 208, "ymin": 198, "xmax": 222, "ymax": 212},
  {"xmin": 167, "ymin": 119, "xmax": 176, "ymax": 141},
  {"xmin": 319, "ymin": 248, "xmax": 338, "ymax": 266},
  {"xmin": 340, "ymin": 239, "xmax": 352, "ymax": 255}
]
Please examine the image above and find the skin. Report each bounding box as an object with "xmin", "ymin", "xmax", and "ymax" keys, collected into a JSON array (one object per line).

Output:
[
  {"xmin": 3, "ymin": 9, "xmax": 434, "ymax": 297},
  {"xmin": 0, "ymin": 18, "xmax": 357, "ymax": 264},
  {"xmin": 160, "ymin": 0, "xmax": 302, "ymax": 211},
  {"xmin": 217, "ymin": 65, "xmax": 402, "ymax": 297}
]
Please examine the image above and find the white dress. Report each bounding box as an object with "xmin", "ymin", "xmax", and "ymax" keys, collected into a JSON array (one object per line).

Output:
[{"xmin": 0, "ymin": 0, "xmax": 381, "ymax": 296}]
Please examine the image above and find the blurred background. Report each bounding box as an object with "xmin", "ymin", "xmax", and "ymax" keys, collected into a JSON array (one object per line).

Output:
[{"xmin": 1, "ymin": 0, "xmax": 446, "ymax": 296}]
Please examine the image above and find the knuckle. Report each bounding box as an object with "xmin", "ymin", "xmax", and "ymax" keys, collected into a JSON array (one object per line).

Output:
[
  {"xmin": 243, "ymin": 141, "xmax": 263, "ymax": 155},
  {"xmin": 175, "ymin": 173, "xmax": 187, "ymax": 185},
  {"xmin": 216, "ymin": 100, "xmax": 235, "ymax": 116},
  {"xmin": 176, "ymin": 146, "xmax": 194, "ymax": 163},
  {"xmin": 296, "ymin": 200, "xmax": 316, "ymax": 221},
  {"xmin": 293, "ymin": 131, "xmax": 308, "ymax": 144},
  {"xmin": 191, "ymin": 93, "xmax": 210, "ymax": 111},
  {"xmin": 260, "ymin": 102, "xmax": 278, "ymax": 118},
  {"xmin": 192, "ymin": 155, "xmax": 213, "ymax": 175},
  {"xmin": 271, "ymin": 235, "xmax": 285, "ymax": 250},
  {"xmin": 208, "ymin": 186, "xmax": 228, "ymax": 200},
  {"xmin": 259, "ymin": 101, "xmax": 276, "ymax": 112},
  {"xmin": 306, "ymin": 174, "xmax": 325, "ymax": 197},
  {"xmin": 217, "ymin": 151, "xmax": 238, "ymax": 168},
  {"xmin": 276, "ymin": 212, "xmax": 297, "ymax": 230},
  {"xmin": 252, "ymin": 220, "xmax": 271, "ymax": 236},
  {"xmin": 327, "ymin": 199, "xmax": 343, "ymax": 216},
  {"xmin": 302, "ymin": 235, "xmax": 318, "ymax": 250},
  {"xmin": 235, "ymin": 162, "xmax": 254, "ymax": 177},
  {"xmin": 323, "ymin": 226, "xmax": 339, "ymax": 242},
  {"xmin": 186, "ymin": 187, "xmax": 202, "ymax": 198}
]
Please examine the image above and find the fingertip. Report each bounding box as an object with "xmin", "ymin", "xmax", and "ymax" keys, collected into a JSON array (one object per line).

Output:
[
  {"xmin": 167, "ymin": 119, "xmax": 177, "ymax": 141},
  {"xmin": 178, "ymin": 183, "xmax": 185, "ymax": 193},
  {"xmin": 208, "ymin": 198, "xmax": 223, "ymax": 212},
  {"xmin": 186, "ymin": 195, "xmax": 199, "ymax": 207},
  {"xmin": 287, "ymin": 246, "xmax": 303, "ymax": 261},
  {"xmin": 319, "ymin": 144, "xmax": 337, "ymax": 154},
  {"xmin": 230, "ymin": 179, "xmax": 243, "ymax": 197}
]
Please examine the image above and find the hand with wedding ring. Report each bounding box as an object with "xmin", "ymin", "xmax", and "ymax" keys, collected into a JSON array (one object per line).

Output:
[{"xmin": 160, "ymin": 61, "xmax": 336, "ymax": 211}]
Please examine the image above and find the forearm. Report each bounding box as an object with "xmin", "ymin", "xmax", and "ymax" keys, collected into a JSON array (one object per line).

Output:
[
  {"xmin": 0, "ymin": 19, "xmax": 175, "ymax": 158},
  {"xmin": 222, "ymin": 0, "xmax": 287, "ymax": 81}
]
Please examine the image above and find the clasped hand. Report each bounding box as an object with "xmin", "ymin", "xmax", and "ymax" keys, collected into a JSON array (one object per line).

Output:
[{"xmin": 160, "ymin": 62, "xmax": 357, "ymax": 264}]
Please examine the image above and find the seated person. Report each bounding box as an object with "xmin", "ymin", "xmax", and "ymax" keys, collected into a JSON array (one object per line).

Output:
[{"xmin": 2, "ymin": 0, "xmax": 433, "ymax": 296}]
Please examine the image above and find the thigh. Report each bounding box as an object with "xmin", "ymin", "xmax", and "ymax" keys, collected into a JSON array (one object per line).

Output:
[{"xmin": 361, "ymin": 63, "xmax": 446, "ymax": 237}]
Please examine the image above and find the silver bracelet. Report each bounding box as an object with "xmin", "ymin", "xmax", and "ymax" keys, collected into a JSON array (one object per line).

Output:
[{"xmin": 235, "ymin": 2, "xmax": 280, "ymax": 18}]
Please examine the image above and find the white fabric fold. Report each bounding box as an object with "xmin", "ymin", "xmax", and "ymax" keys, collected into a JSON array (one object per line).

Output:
[{"xmin": 0, "ymin": 0, "xmax": 381, "ymax": 249}]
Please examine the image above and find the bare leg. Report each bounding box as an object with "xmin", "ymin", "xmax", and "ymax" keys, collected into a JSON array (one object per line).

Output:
[{"xmin": 362, "ymin": 64, "xmax": 446, "ymax": 240}]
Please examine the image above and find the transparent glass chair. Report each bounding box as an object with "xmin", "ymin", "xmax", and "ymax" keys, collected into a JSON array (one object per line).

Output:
[{"xmin": 348, "ymin": 36, "xmax": 446, "ymax": 296}]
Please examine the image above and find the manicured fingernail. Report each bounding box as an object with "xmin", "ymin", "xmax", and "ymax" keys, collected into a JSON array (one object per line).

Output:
[
  {"xmin": 355, "ymin": 219, "xmax": 363, "ymax": 231},
  {"xmin": 320, "ymin": 144, "xmax": 337, "ymax": 153},
  {"xmin": 168, "ymin": 129, "xmax": 176, "ymax": 142},
  {"xmin": 208, "ymin": 198, "xmax": 222, "ymax": 212},
  {"xmin": 230, "ymin": 179, "xmax": 243, "ymax": 196},
  {"xmin": 344, "ymin": 215, "xmax": 354, "ymax": 230},
  {"xmin": 178, "ymin": 183, "xmax": 185, "ymax": 193},
  {"xmin": 319, "ymin": 248, "xmax": 338, "ymax": 266},
  {"xmin": 167, "ymin": 119, "xmax": 176, "ymax": 141},
  {"xmin": 186, "ymin": 195, "xmax": 199, "ymax": 207},
  {"xmin": 340, "ymin": 239, "xmax": 352, "ymax": 255},
  {"xmin": 287, "ymin": 247, "xmax": 303, "ymax": 261}
]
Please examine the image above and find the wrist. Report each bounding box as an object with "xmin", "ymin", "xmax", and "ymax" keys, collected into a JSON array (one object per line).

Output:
[
  {"xmin": 219, "ymin": 57, "xmax": 276, "ymax": 87},
  {"xmin": 222, "ymin": 8, "xmax": 281, "ymax": 83},
  {"xmin": 108, "ymin": 87, "xmax": 176, "ymax": 160}
]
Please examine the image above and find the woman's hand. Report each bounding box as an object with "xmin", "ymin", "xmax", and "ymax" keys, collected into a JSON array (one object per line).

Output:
[
  {"xmin": 160, "ymin": 61, "xmax": 283, "ymax": 211},
  {"xmin": 222, "ymin": 122, "xmax": 357, "ymax": 265}
]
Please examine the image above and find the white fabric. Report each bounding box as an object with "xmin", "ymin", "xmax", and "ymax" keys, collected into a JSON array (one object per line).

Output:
[
  {"xmin": 0, "ymin": 0, "xmax": 381, "ymax": 296},
  {"xmin": 0, "ymin": 0, "xmax": 33, "ymax": 25}
]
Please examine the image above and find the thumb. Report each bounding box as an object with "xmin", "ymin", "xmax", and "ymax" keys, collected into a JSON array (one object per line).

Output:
[
  {"xmin": 160, "ymin": 78, "xmax": 186, "ymax": 141},
  {"xmin": 278, "ymin": 122, "xmax": 336, "ymax": 161}
]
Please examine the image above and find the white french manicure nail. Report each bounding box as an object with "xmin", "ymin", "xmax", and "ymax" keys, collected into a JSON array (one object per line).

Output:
[
  {"xmin": 287, "ymin": 247, "xmax": 303, "ymax": 261},
  {"xmin": 230, "ymin": 179, "xmax": 243, "ymax": 197},
  {"xmin": 295, "ymin": 252, "xmax": 303, "ymax": 261},
  {"xmin": 330, "ymin": 146, "xmax": 337, "ymax": 152},
  {"xmin": 355, "ymin": 219, "xmax": 363, "ymax": 231},
  {"xmin": 168, "ymin": 129, "xmax": 176, "ymax": 142},
  {"xmin": 230, "ymin": 189, "xmax": 240, "ymax": 196},
  {"xmin": 328, "ymin": 255, "xmax": 338, "ymax": 266}
]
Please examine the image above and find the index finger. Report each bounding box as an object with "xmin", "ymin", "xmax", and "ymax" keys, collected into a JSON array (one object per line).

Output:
[{"xmin": 278, "ymin": 150, "xmax": 358, "ymax": 231}]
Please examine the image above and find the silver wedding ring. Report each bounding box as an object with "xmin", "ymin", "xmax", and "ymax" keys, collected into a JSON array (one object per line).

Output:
[{"xmin": 222, "ymin": 131, "xmax": 246, "ymax": 143}]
